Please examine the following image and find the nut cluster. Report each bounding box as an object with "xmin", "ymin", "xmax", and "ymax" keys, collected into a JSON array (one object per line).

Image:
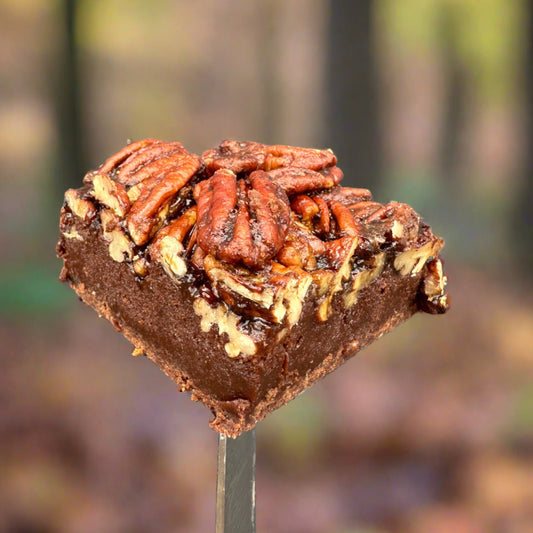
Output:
[
  {"xmin": 63, "ymin": 139, "xmax": 446, "ymax": 329},
  {"xmin": 84, "ymin": 139, "xmax": 202, "ymax": 246}
]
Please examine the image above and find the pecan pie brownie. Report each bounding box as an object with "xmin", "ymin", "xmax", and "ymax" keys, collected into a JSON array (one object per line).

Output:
[{"xmin": 57, "ymin": 139, "xmax": 449, "ymax": 437}]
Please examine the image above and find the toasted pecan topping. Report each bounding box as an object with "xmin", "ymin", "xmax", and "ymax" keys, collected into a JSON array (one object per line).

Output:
[
  {"xmin": 97, "ymin": 139, "xmax": 163, "ymax": 175},
  {"xmin": 116, "ymin": 142, "xmax": 188, "ymax": 186},
  {"xmin": 265, "ymin": 166, "xmax": 343, "ymax": 195},
  {"xmin": 66, "ymin": 138, "xmax": 447, "ymax": 327},
  {"xmin": 194, "ymin": 169, "xmax": 290, "ymax": 269},
  {"xmin": 329, "ymin": 200, "xmax": 362, "ymax": 238},
  {"xmin": 291, "ymin": 195, "xmax": 319, "ymax": 222},
  {"xmin": 126, "ymin": 152, "xmax": 201, "ymax": 246},
  {"xmin": 202, "ymin": 140, "xmax": 337, "ymax": 174},
  {"xmin": 320, "ymin": 186, "xmax": 372, "ymax": 205},
  {"xmin": 90, "ymin": 174, "xmax": 130, "ymax": 217}
]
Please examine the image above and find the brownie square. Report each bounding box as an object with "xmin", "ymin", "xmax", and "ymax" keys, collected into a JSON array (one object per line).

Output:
[{"xmin": 58, "ymin": 139, "xmax": 448, "ymax": 436}]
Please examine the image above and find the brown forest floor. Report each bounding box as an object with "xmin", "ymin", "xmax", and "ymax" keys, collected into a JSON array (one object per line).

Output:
[{"xmin": 1, "ymin": 264, "xmax": 533, "ymax": 533}]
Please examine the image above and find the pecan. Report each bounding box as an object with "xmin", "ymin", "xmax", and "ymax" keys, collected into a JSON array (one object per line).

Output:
[
  {"xmin": 320, "ymin": 186, "xmax": 372, "ymax": 205},
  {"xmin": 203, "ymin": 255, "xmax": 312, "ymax": 325},
  {"xmin": 133, "ymin": 257, "xmax": 149, "ymax": 277},
  {"xmin": 365, "ymin": 201, "xmax": 420, "ymax": 244},
  {"xmin": 114, "ymin": 141, "xmax": 188, "ymax": 186},
  {"xmin": 90, "ymin": 173, "xmax": 130, "ymax": 217},
  {"xmin": 314, "ymin": 196, "xmax": 331, "ymax": 235},
  {"xmin": 343, "ymin": 253, "xmax": 386, "ymax": 308},
  {"xmin": 394, "ymin": 238, "xmax": 444, "ymax": 276},
  {"xmin": 263, "ymin": 145, "xmax": 337, "ymax": 171},
  {"xmin": 99, "ymin": 209, "xmax": 133, "ymax": 263},
  {"xmin": 291, "ymin": 193, "xmax": 364, "ymax": 241},
  {"xmin": 193, "ymin": 297, "xmax": 257, "ymax": 358},
  {"xmin": 126, "ymin": 152, "xmax": 202, "ymax": 246},
  {"xmin": 328, "ymin": 200, "xmax": 362, "ymax": 238},
  {"xmin": 291, "ymin": 193, "xmax": 330, "ymax": 234},
  {"xmin": 202, "ymin": 140, "xmax": 337, "ymax": 174},
  {"xmin": 84, "ymin": 139, "xmax": 202, "ymax": 246},
  {"xmin": 194, "ymin": 169, "xmax": 290, "ymax": 269},
  {"xmin": 324, "ymin": 235, "xmax": 358, "ymax": 270},
  {"xmin": 158, "ymin": 206, "xmax": 197, "ymax": 245},
  {"xmin": 266, "ymin": 166, "xmax": 342, "ymax": 195},
  {"xmin": 347, "ymin": 201, "xmax": 383, "ymax": 218},
  {"xmin": 417, "ymin": 257, "xmax": 449, "ymax": 314},
  {"xmin": 83, "ymin": 140, "xmax": 201, "ymax": 246},
  {"xmin": 64, "ymin": 189, "xmax": 97, "ymax": 221},
  {"xmin": 150, "ymin": 206, "xmax": 197, "ymax": 279},
  {"xmin": 97, "ymin": 138, "xmax": 163, "ymax": 176},
  {"xmin": 190, "ymin": 244, "xmax": 207, "ymax": 271},
  {"xmin": 276, "ymin": 218, "xmax": 324, "ymax": 270},
  {"xmin": 317, "ymin": 235, "xmax": 359, "ymax": 321},
  {"xmin": 291, "ymin": 195, "xmax": 319, "ymax": 222},
  {"xmin": 202, "ymin": 140, "xmax": 267, "ymax": 174}
]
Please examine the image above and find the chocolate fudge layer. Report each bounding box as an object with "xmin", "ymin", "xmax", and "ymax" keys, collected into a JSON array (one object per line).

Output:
[{"xmin": 58, "ymin": 139, "xmax": 449, "ymax": 437}]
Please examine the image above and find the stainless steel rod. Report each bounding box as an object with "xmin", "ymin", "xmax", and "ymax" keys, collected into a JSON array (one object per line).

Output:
[{"xmin": 216, "ymin": 429, "xmax": 256, "ymax": 533}]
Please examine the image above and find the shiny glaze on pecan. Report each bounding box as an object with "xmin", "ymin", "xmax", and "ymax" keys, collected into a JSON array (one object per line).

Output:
[
  {"xmin": 265, "ymin": 166, "xmax": 343, "ymax": 195},
  {"xmin": 84, "ymin": 140, "xmax": 202, "ymax": 246},
  {"xmin": 194, "ymin": 169, "xmax": 291, "ymax": 269},
  {"xmin": 202, "ymin": 140, "xmax": 338, "ymax": 174},
  {"xmin": 126, "ymin": 152, "xmax": 201, "ymax": 246}
]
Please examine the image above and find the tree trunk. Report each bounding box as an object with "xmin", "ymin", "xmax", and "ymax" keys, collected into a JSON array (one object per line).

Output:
[
  {"xmin": 324, "ymin": 0, "xmax": 380, "ymax": 191},
  {"xmin": 514, "ymin": 1, "xmax": 533, "ymax": 277},
  {"xmin": 55, "ymin": 0, "xmax": 85, "ymax": 192}
]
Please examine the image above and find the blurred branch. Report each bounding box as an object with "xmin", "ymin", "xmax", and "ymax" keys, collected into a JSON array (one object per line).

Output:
[
  {"xmin": 257, "ymin": 1, "xmax": 280, "ymax": 145},
  {"xmin": 439, "ymin": 7, "xmax": 465, "ymax": 190},
  {"xmin": 55, "ymin": 0, "xmax": 86, "ymax": 192},
  {"xmin": 325, "ymin": 0, "xmax": 381, "ymax": 190},
  {"xmin": 513, "ymin": 1, "xmax": 533, "ymax": 278}
]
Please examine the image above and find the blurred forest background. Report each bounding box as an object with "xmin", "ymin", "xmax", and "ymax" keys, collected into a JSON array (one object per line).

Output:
[{"xmin": 1, "ymin": 1, "xmax": 533, "ymax": 532}]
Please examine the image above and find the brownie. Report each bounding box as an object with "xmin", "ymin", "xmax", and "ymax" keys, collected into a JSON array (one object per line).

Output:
[{"xmin": 57, "ymin": 139, "xmax": 449, "ymax": 437}]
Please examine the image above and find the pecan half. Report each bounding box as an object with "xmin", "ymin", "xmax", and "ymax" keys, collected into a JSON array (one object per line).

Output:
[
  {"xmin": 150, "ymin": 206, "xmax": 197, "ymax": 279},
  {"xmin": 417, "ymin": 257, "xmax": 449, "ymax": 314},
  {"xmin": 276, "ymin": 218, "xmax": 325, "ymax": 270},
  {"xmin": 97, "ymin": 138, "xmax": 163, "ymax": 176},
  {"xmin": 320, "ymin": 186, "xmax": 372, "ymax": 205},
  {"xmin": 347, "ymin": 201, "xmax": 383, "ymax": 218},
  {"xmin": 290, "ymin": 193, "xmax": 363, "ymax": 241},
  {"xmin": 114, "ymin": 141, "xmax": 188, "ymax": 186},
  {"xmin": 328, "ymin": 200, "xmax": 362, "ymax": 238},
  {"xmin": 365, "ymin": 201, "xmax": 421, "ymax": 245},
  {"xmin": 194, "ymin": 169, "xmax": 290, "ymax": 269},
  {"xmin": 316, "ymin": 235, "xmax": 359, "ymax": 321},
  {"xmin": 83, "ymin": 140, "xmax": 202, "ymax": 246},
  {"xmin": 202, "ymin": 140, "xmax": 337, "ymax": 174},
  {"xmin": 126, "ymin": 152, "xmax": 202, "ymax": 246},
  {"xmin": 291, "ymin": 195, "xmax": 319, "ymax": 222},
  {"xmin": 202, "ymin": 140, "xmax": 267, "ymax": 174},
  {"xmin": 263, "ymin": 144, "xmax": 337, "ymax": 171},
  {"xmin": 89, "ymin": 173, "xmax": 130, "ymax": 217},
  {"xmin": 64, "ymin": 189, "xmax": 97, "ymax": 221},
  {"xmin": 314, "ymin": 196, "xmax": 331, "ymax": 235},
  {"xmin": 203, "ymin": 255, "xmax": 312, "ymax": 325},
  {"xmin": 265, "ymin": 166, "xmax": 343, "ymax": 195}
]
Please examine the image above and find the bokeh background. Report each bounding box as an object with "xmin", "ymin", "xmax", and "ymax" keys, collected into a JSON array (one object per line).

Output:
[{"xmin": 1, "ymin": 1, "xmax": 533, "ymax": 532}]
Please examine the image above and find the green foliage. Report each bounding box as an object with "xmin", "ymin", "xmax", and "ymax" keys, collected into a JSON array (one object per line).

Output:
[
  {"xmin": 509, "ymin": 382, "xmax": 533, "ymax": 438},
  {"xmin": 0, "ymin": 263, "xmax": 73, "ymax": 318},
  {"xmin": 376, "ymin": 0, "xmax": 527, "ymax": 104}
]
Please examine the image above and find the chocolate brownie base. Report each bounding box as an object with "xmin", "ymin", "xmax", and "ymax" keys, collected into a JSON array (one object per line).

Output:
[{"xmin": 59, "ymin": 214, "xmax": 423, "ymax": 437}]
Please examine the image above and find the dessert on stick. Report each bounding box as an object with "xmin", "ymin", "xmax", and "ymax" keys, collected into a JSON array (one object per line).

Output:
[{"xmin": 58, "ymin": 139, "xmax": 449, "ymax": 437}]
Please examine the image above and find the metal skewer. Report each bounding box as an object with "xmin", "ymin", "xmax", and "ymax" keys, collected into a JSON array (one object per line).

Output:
[{"xmin": 216, "ymin": 429, "xmax": 256, "ymax": 533}]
